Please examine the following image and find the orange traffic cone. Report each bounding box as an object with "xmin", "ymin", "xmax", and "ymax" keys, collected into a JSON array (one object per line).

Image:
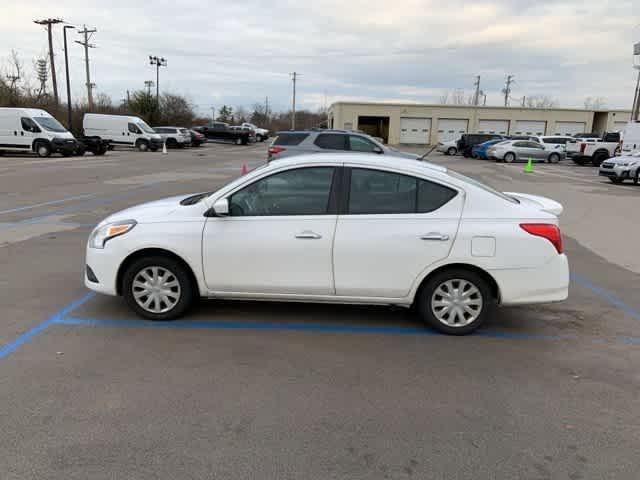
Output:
[{"xmin": 241, "ymin": 164, "xmax": 248, "ymax": 175}]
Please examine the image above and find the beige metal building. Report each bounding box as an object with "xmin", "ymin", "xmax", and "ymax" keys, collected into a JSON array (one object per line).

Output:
[{"xmin": 327, "ymin": 102, "xmax": 632, "ymax": 145}]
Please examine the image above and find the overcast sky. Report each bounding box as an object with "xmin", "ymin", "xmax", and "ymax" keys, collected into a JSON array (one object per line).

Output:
[{"xmin": 2, "ymin": 0, "xmax": 639, "ymax": 116}]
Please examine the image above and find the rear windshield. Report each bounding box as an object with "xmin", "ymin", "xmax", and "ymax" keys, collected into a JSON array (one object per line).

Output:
[
  {"xmin": 447, "ymin": 170, "xmax": 519, "ymax": 204},
  {"xmin": 273, "ymin": 133, "xmax": 309, "ymax": 146}
]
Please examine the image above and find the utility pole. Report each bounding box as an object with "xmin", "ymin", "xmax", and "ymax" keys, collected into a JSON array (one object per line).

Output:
[
  {"xmin": 633, "ymin": 68, "xmax": 640, "ymax": 121},
  {"xmin": 76, "ymin": 25, "xmax": 97, "ymax": 109},
  {"xmin": 521, "ymin": 96, "xmax": 526, "ymax": 107},
  {"xmin": 149, "ymin": 56, "xmax": 167, "ymax": 108},
  {"xmin": 126, "ymin": 90, "xmax": 130, "ymax": 106},
  {"xmin": 211, "ymin": 106, "xmax": 216, "ymax": 125},
  {"xmin": 34, "ymin": 18, "xmax": 63, "ymax": 106},
  {"xmin": 473, "ymin": 75, "xmax": 481, "ymax": 106},
  {"xmin": 144, "ymin": 80, "xmax": 154, "ymax": 95},
  {"xmin": 502, "ymin": 75, "xmax": 514, "ymax": 107},
  {"xmin": 483, "ymin": 93, "xmax": 487, "ymax": 106},
  {"xmin": 264, "ymin": 96, "xmax": 269, "ymax": 121},
  {"xmin": 290, "ymin": 72, "xmax": 299, "ymax": 130},
  {"xmin": 63, "ymin": 25, "xmax": 75, "ymax": 131}
]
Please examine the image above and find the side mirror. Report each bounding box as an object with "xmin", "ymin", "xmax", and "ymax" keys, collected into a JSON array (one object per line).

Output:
[
  {"xmin": 373, "ymin": 146, "xmax": 383, "ymax": 154},
  {"xmin": 212, "ymin": 198, "xmax": 229, "ymax": 216}
]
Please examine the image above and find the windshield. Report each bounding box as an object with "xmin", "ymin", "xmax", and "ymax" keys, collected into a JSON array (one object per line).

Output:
[
  {"xmin": 136, "ymin": 121, "xmax": 156, "ymax": 134},
  {"xmin": 447, "ymin": 170, "xmax": 519, "ymax": 204},
  {"xmin": 33, "ymin": 116, "xmax": 67, "ymax": 133}
]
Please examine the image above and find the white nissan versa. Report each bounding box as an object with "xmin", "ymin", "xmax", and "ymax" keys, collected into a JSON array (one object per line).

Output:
[{"xmin": 85, "ymin": 154, "xmax": 569, "ymax": 335}]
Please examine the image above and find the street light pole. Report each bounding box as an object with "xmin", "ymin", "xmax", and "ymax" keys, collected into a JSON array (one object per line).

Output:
[
  {"xmin": 148, "ymin": 56, "xmax": 167, "ymax": 108},
  {"xmin": 63, "ymin": 25, "xmax": 75, "ymax": 131}
]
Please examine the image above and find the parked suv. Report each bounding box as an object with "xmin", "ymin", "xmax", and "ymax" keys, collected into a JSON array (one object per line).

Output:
[
  {"xmin": 268, "ymin": 130, "xmax": 419, "ymax": 162},
  {"xmin": 457, "ymin": 134, "xmax": 504, "ymax": 157},
  {"xmin": 154, "ymin": 127, "xmax": 191, "ymax": 148},
  {"xmin": 598, "ymin": 151, "xmax": 640, "ymax": 184}
]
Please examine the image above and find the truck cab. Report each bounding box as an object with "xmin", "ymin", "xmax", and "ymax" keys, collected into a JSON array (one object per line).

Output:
[{"xmin": 566, "ymin": 131, "xmax": 621, "ymax": 166}]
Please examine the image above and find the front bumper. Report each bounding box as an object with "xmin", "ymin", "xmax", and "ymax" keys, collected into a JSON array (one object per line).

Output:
[
  {"xmin": 51, "ymin": 138, "xmax": 79, "ymax": 153},
  {"xmin": 85, "ymin": 245, "xmax": 120, "ymax": 296},
  {"xmin": 598, "ymin": 166, "xmax": 631, "ymax": 179}
]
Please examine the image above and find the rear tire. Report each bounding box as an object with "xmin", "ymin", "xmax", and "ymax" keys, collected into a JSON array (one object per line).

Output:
[
  {"xmin": 503, "ymin": 152, "xmax": 516, "ymax": 163},
  {"xmin": 417, "ymin": 269, "xmax": 493, "ymax": 335},
  {"xmin": 122, "ymin": 256, "xmax": 196, "ymax": 321},
  {"xmin": 446, "ymin": 147, "xmax": 457, "ymax": 156}
]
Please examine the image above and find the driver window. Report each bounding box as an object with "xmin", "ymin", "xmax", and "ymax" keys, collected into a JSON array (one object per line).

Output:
[
  {"xmin": 128, "ymin": 123, "xmax": 141, "ymax": 134},
  {"xmin": 229, "ymin": 167, "xmax": 335, "ymax": 216},
  {"xmin": 21, "ymin": 117, "xmax": 40, "ymax": 132}
]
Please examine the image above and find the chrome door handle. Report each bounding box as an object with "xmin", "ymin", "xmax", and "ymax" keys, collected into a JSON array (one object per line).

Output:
[
  {"xmin": 420, "ymin": 233, "xmax": 449, "ymax": 241},
  {"xmin": 295, "ymin": 231, "xmax": 322, "ymax": 239}
]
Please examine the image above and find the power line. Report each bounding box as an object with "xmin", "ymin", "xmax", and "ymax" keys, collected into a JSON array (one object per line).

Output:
[
  {"xmin": 76, "ymin": 25, "xmax": 97, "ymax": 109},
  {"xmin": 34, "ymin": 18, "xmax": 63, "ymax": 106}
]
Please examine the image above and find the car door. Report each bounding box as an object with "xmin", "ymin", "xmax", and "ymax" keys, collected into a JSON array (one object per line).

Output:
[
  {"xmin": 20, "ymin": 117, "xmax": 40, "ymax": 151},
  {"xmin": 127, "ymin": 122, "xmax": 141, "ymax": 146},
  {"xmin": 202, "ymin": 166, "xmax": 339, "ymax": 295},
  {"xmin": 527, "ymin": 141, "xmax": 547, "ymax": 160},
  {"xmin": 333, "ymin": 166, "xmax": 463, "ymax": 298}
]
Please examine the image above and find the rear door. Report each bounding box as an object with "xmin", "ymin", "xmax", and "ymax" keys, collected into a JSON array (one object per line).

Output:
[
  {"xmin": 333, "ymin": 166, "xmax": 463, "ymax": 298},
  {"xmin": 313, "ymin": 133, "xmax": 348, "ymax": 152}
]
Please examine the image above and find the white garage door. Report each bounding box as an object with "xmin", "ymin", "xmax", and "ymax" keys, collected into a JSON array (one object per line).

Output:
[
  {"xmin": 514, "ymin": 120, "xmax": 546, "ymax": 136},
  {"xmin": 478, "ymin": 120, "xmax": 509, "ymax": 135},
  {"xmin": 554, "ymin": 121, "xmax": 586, "ymax": 135},
  {"xmin": 437, "ymin": 119, "xmax": 468, "ymax": 143},
  {"xmin": 613, "ymin": 121, "xmax": 628, "ymax": 132},
  {"xmin": 400, "ymin": 118, "xmax": 431, "ymax": 144}
]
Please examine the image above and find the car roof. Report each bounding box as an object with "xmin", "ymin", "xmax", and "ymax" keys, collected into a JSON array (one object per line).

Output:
[{"xmin": 269, "ymin": 153, "xmax": 447, "ymax": 174}]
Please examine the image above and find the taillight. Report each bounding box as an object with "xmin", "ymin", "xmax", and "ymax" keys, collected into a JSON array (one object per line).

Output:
[
  {"xmin": 268, "ymin": 146, "xmax": 285, "ymax": 156},
  {"xmin": 520, "ymin": 223, "xmax": 563, "ymax": 254},
  {"xmin": 580, "ymin": 143, "xmax": 586, "ymax": 153}
]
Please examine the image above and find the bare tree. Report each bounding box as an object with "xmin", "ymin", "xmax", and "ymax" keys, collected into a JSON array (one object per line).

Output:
[
  {"xmin": 439, "ymin": 91, "xmax": 449, "ymax": 104},
  {"xmin": 584, "ymin": 96, "xmax": 606, "ymax": 109},
  {"xmin": 524, "ymin": 95, "xmax": 558, "ymax": 108},
  {"xmin": 234, "ymin": 105, "xmax": 249, "ymax": 124},
  {"xmin": 439, "ymin": 89, "xmax": 474, "ymax": 105}
]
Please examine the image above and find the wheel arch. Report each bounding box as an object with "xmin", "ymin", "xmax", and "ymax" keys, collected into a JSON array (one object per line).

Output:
[
  {"xmin": 116, "ymin": 247, "xmax": 200, "ymax": 296},
  {"xmin": 32, "ymin": 138, "xmax": 51, "ymax": 151},
  {"xmin": 412, "ymin": 263, "xmax": 501, "ymax": 306}
]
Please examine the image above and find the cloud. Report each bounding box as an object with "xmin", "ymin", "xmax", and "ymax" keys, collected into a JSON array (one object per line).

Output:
[{"xmin": 1, "ymin": 0, "xmax": 637, "ymax": 116}]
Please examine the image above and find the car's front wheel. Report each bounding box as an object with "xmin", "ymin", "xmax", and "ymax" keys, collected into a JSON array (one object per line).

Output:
[
  {"xmin": 447, "ymin": 147, "xmax": 457, "ymax": 156},
  {"xmin": 417, "ymin": 269, "xmax": 492, "ymax": 335},
  {"xmin": 122, "ymin": 256, "xmax": 195, "ymax": 320}
]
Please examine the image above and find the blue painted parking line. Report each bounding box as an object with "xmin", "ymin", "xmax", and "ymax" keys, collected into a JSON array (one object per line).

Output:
[
  {"xmin": 571, "ymin": 273, "xmax": 640, "ymax": 322},
  {"xmin": 0, "ymin": 292, "xmax": 95, "ymax": 360}
]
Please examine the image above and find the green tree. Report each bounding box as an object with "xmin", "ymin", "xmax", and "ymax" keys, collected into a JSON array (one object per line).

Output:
[
  {"xmin": 217, "ymin": 105, "xmax": 233, "ymax": 123},
  {"xmin": 128, "ymin": 90, "xmax": 159, "ymax": 125}
]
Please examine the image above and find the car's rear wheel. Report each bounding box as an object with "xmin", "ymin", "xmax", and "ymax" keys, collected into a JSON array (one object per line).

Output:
[
  {"xmin": 123, "ymin": 256, "xmax": 195, "ymax": 320},
  {"xmin": 417, "ymin": 269, "xmax": 492, "ymax": 335},
  {"xmin": 447, "ymin": 147, "xmax": 457, "ymax": 156},
  {"xmin": 548, "ymin": 153, "xmax": 560, "ymax": 164},
  {"xmin": 503, "ymin": 152, "xmax": 515, "ymax": 163}
]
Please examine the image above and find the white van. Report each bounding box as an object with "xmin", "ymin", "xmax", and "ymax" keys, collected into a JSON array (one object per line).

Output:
[
  {"xmin": 620, "ymin": 122, "xmax": 640, "ymax": 155},
  {"xmin": 0, "ymin": 107, "xmax": 79, "ymax": 157},
  {"xmin": 83, "ymin": 113, "xmax": 163, "ymax": 152}
]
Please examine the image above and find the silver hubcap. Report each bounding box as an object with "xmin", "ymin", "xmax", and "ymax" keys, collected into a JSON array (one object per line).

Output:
[
  {"xmin": 132, "ymin": 266, "xmax": 181, "ymax": 314},
  {"xmin": 431, "ymin": 279, "xmax": 483, "ymax": 327}
]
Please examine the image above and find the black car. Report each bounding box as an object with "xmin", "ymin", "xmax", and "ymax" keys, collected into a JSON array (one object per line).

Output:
[
  {"xmin": 457, "ymin": 134, "xmax": 505, "ymax": 157},
  {"xmin": 192, "ymin": 122, "xmax": 250, "ymax": 145}
]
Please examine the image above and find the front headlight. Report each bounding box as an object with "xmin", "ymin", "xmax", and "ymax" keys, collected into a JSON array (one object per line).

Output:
[
  {"xmin": 89, "ymin": 220, "xmax": 136, "ymax": 249},
  {"xmin": 619, "ymin": 162, "xmax": 630, "ymax": 167}
]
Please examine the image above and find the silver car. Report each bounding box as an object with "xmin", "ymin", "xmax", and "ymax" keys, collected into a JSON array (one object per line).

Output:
[
  {"xmin": 487, "ymin": 140, "xmax": 564, "ymax": 163},
  {"xmin": 267, "ymin": 130, "xmax": 419, "ymax": 162},
  {"xmin": 153, "ymin": 127, "xmax": 191, "ymax": 148}
]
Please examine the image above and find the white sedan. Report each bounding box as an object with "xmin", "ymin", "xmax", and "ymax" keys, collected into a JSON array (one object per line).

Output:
[{"xmin": 85, "ymin": 154, "xmax": 569, "ymax": 335}]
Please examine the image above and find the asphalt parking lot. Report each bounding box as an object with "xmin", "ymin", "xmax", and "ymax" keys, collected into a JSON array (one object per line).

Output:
[{"xmin": 1, "ymin": 143, "xmax": 639, "ymax": 479}]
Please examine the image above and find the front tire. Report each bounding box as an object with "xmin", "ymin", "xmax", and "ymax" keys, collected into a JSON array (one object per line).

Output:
[
  {"xmin": 35, "ymin": 142, "xmax": 51, "ymax": 158},
  {"xmin": 548, "ymin": 153, "xmax": 560, "ymax": 164},
  {"xmin": 417, "ymin": 269, "xmax": 492, "ymax": 335},
  {"xmin": 137, "ymin": 141, "xmax": 149, "ymax": 152},
  {"xmin": 123, "ymin": 256, "xmax": 195, "ymax": 320},
  {"xmin": 446, "ymin": 147, "xmax": 457, "ymax": 156}
]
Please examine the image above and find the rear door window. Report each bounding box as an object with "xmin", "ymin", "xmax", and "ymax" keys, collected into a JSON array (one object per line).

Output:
[
  {"xmin": 273, "ymin": 133, "xmax": 309, "ymax": 146},
  {"xmin": 348, "ymin": 135, "xmax": 378, "ymax": 152},
  {"xmin": 314, "ymin": 133, "xmax": 347, "ymax": 150}
]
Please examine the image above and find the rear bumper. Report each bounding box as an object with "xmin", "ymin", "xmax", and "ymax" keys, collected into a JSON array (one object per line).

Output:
[{"xmin": 491, "ymin": 254, "xmax": 569, "ymax": 306}]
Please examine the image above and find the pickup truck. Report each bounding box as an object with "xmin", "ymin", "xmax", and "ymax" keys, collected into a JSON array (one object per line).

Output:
[
  {"xmin": 241, "ymin": 122, "xmax": 269, "ymax": 142},
  {"xmin": 192, "ymin": 122, "xmax": 250, "ymax": 145},
  {"xmin": 565, "ymin": 132, "xmax": 621, "ymax": 166}
]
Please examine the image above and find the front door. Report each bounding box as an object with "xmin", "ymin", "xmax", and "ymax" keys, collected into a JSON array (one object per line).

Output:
[
  {"xmin": 333, "ymin": 167, "xmax": 463, "ymax": 298},
  {"xmin": 203, "ymin": 166, "xmax": 338, "ymax": 295}
]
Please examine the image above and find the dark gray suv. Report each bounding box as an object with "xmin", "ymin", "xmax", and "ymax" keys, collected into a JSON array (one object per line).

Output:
[{"xmin": 267, "ymin": 130, "xmax": 419, "ymax": 162}]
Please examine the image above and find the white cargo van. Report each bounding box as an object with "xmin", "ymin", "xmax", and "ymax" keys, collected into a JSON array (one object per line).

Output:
[
  {"xmin": 0, "ymin": 107, "xmax": 79, "ymax": 157},
  {"xmin": 620, "ymin": 122, "xmax": 640, "ymax": 155},
  {"xmin": 83, "ymin": 113, "xmax": 163, "ymax": 152}
]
